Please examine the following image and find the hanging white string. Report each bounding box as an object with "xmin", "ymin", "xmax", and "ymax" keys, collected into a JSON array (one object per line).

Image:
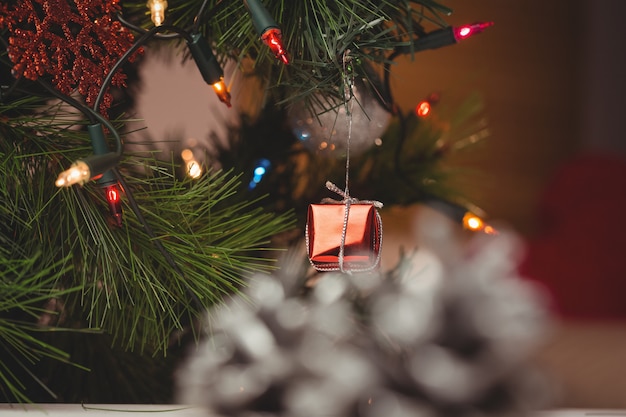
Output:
[
  {"xmin": 342, "ymin": 50, "xmax": 355, "ymax": 196},
  {"xmin": 306, "ymin": 50, "xmax": 383, "ymax": 274},
  {"xmin": 337, "ymin": 50, "xmax": 355, "ymax": 273}
]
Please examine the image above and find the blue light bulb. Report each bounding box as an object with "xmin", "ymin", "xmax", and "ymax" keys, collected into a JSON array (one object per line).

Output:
[{"xmin": 249, "ymin": 159, "xmax": 271, "ymax": 190}]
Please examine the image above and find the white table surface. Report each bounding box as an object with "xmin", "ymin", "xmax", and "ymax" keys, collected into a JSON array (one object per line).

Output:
[
  {"xmin": 0, "ymin": 404, "xmax": 204, "ymax": 416},
  {"xmin": 1, "ymin": 406, "xmax": 625, "ymax": 417}
]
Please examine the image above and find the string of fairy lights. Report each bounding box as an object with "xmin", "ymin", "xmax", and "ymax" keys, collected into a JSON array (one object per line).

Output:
[
  {"xmin": 51, "ymin": 0, "xmax": 289, "ymax": 227},
  {"xmin": 56, "ymin": 0, "xmax": 288, "ymax": 181},
  {"xmin": 1, "ymin": 0, "xmax": 495, "ymax": 234},
  {"xmin": 0, "ymin": 3, "xmax": 506, "ymax": 403}
]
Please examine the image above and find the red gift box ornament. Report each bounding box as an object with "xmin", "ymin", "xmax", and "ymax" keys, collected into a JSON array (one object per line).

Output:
[
  {"xmin": 306, "ymin": 181, "xmax": 383, "ymax": 273},
  {"xmin": 306, "ymin": 51, "xmax": 384, "ymax": 273}
]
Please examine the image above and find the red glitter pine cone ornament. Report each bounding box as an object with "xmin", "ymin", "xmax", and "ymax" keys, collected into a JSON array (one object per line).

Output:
[{"xmin": 0, "ymin": 0, "xmax": 140, "ymax": 114}]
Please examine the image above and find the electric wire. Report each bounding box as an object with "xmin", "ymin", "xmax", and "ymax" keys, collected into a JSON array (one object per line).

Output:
[
  {"xmin": 383, "ymin": 31, "xmax": 485, "ymax": 219},
  {"xmin": 3, "ymin": 23, "xmax": 206, "ymax": 314},
  {"xmin": 112, "ymin": 168, "xmax": 205, "ymax": 313},
  {"xmin": 118, "ymin": 0, "xmax": 224, "ymax": 36},
  {"xmin": 191, "ymin": 0, "xmax": 211, "ymax": 33},
  {"xmin": 1, "ymin": 33, "xmax": 124, "ymax": 154},
  {"xmin": 93, "ymin": 24, "xmax": 193, "ymax": 112},
  {"xmin": 116, "ymin": 12, "xmax": 181, "ymax": 39},
  {"xmin": 35, "ymin": 79, "xmax": 125, "ymax": 155},
  {"xmin": 91, "ymin": 24, "xmax": 206, "ymax": 314},
  {"xmin": 381, "ymin": 48, "xmax": 420, "ymax": 194},
  {"xmin": 191, "ymin": 0, "xmax": 228, "ymax": 33}
]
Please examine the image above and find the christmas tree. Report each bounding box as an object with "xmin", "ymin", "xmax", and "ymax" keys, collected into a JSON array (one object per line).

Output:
[{"xmin": 0, "ymin": 0, "xmax": 492, "ymax": 403}]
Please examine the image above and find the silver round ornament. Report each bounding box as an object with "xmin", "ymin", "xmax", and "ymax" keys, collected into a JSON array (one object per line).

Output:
[{"xmin": 288, "ymin": 79, "xmax": 391, "ymax": 156}]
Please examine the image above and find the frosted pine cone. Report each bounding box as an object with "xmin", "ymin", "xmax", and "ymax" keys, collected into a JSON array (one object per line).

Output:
[{"xmin": 177, "ymin": 225, "xmax": 552, "ymax": 417}]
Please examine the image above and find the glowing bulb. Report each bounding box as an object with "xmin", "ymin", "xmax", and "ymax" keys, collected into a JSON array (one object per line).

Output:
[
  {"xmin": 55, "ymin": 161, "xmax": 91, "ymax": 187},
  {"xmin": 458, "ymin": 27, "xmax": 471, "ymax": 38},
  {"xmin": 186, "ymin": 160, "xmax": 203, "ymax": 179},
  {"xmin": 212, "ymin": 79, "xmax": 232, "ymax": 107},
  {"xmin": 181, "ymin": 149, "xmax": 194, "ymax": 161},
  {"xmin": 104, "ymin": 184, "xmax": 123, "ymax": 227},
  {"xmin": 484, "ymin": 225, "xmax": 498, "ymax": 235},
  {"xmin": 463, "ymin": 212, "xmax": 485, "ymax": 231},
  {"xmin": 261, "ymin": 28, "xmax": 289, "ymax": 64},
  {"xmin": 248, "ymin": 158, "xmax": 271, "ymax": 190},
  {"xmin": 107, "ymin": 187, "xmax": 120, "ymax": 203},
  {"xmin": 453, "ymin": 21, "xmax": 494, "ymax": 42},
  {"xmin": 181, "ymin": 148, "xmax": 203, "ymax": 178},
  {"xmin": 415, "ymin": 100, "xmax": 431, "ymax": 117},
  {"xmin": 147, "ymin": 0, "xmax": 168, "ymax": 26}
]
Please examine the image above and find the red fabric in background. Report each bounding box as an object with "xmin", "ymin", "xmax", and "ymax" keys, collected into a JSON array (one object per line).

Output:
[{"xmin": 520, "ymin": 153, "xmax": 626, "ymax": 320}]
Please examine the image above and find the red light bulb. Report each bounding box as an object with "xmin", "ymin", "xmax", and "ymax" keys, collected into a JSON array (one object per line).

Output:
[
  {"xmin": 104, "ymin": 184, "xmax": 123, "ymax": 227},
  {"xmin": 106, "ymin": 186, "xmax": 119, "ymax": 203},
  {"xmin": 261, "ymin": 28, "xmax": 289, "ymax": 65},
  {"xmin": 415, "ymin": 101, "xmax": 431, "ymax": 117},
  {"xmin": 453, "ymin": 21, "xmax": 494, "ymax": 42}
]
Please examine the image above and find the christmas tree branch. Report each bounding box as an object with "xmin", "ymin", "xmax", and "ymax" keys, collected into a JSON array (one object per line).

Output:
[
  {"xmin": 1, "ymin": 98, "xmax": 295, "ymax": 356},
  {"xmin": 119, "ymin": 0, "xmax": 454, "ymax": 110}
]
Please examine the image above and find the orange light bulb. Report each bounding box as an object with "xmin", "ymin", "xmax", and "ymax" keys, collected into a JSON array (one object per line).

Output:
[
  {"xmin": 211, "ymin": 79, "xmax": 231, "ymax": 107},
  {"xmin": 463, "ymin": 212, "xmax": 485, "ymax": 231}
]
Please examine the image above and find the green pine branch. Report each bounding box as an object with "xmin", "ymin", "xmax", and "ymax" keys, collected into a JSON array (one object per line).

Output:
[
  {"xmin": 0, "ymin": 244, "xmax": 86, "ymax": 402},
  {"xmin": 57, "ymin": 157, "xmax": 295, "ymax": 353},
  {"xmin": 352, "ymin": 92, "xmax": 489, "ymax": 205},
  {"xmin": 120, "ymin": 0, "xmax": 454, "ymax": 109},
  {"xmin": 1, "ymin": 97, "xmax": 295, "ymax": 359},
  {"xmin": 212, "ymin": 92, "xmax": 488, "ymax": 229},
  {"xmin": 0, "ymin": 1, "xmax": 486, "ymax": 402}
]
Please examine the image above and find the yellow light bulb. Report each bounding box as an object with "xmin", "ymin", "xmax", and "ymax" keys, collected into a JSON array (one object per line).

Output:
[
  {"xmin": 186, "ymin": 160, "xmax": 203, "ymax": 179},
  {"xmin": 55, "ymin": 161, "xmax": 91, "ymax": 187},
  {"xmin": 147, "ymin": 0, "xmax": 167, "ymax": 26},
  {"xmin": 181, "ymin": 148, "xmax": 202, "ymax": 178}
]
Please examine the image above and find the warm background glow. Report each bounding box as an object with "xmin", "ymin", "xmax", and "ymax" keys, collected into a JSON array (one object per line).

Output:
[
  {"xmin": 127, "ymin": 0, "xmax": 626, "ymax": 408},
  {"xmin": 133, "ymin": 0, "xmax": 626, "ymax": 237}
]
